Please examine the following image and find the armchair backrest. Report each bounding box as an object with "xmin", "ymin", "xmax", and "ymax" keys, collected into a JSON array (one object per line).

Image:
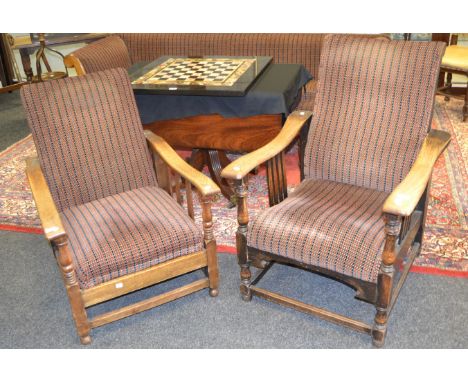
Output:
[
  {"xmin": 69, "ymin": 35, "xmax": 131, "ymax": 74},
  {"xmin": 304, "ymin": 35, "xmax": 445, "ymax": 192},
  {"xmin": 21, "ymin": 68, "xmax": 157, "ymax": 211}
]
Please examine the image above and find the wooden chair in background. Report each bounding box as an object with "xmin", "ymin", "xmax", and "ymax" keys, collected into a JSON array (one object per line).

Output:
[
  {"xmin": 21, "ymin": 68, "xmax": 220, "ymax": 344},
  {"xmin": 221, "ymin": 35, "xmax": 450, "ymax": 347},
  {"xmin": 437, "ymin": 34, "xmax": 468, "ymax": 122}
]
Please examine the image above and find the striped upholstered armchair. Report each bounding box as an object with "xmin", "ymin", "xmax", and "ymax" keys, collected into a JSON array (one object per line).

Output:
[
  {"xmin": 221, "ymin": 35, "xmax": 450, "ymax": 347},
  {"xmin": 21, "ymin": 68, "xmax": 220, "ymax": 344},
  {"xmin": 63, "ymin": 35, "xmax": 131, "ymax": 75}
]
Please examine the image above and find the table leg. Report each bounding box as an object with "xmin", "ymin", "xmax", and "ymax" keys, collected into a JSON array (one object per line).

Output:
[
  {"xmin": 207, "ymin": 150, "xmax": 236, "ymax": 205},
  {"xmin": 188, "ymin": 149, "xmax": 236, "ymax": 205},
  {"xmin": 189, "ymin": 149, "xmax": 206, "ymax": 171},
  {"xmin": 19, "ymin": 48, "xmax": 34, "ymax": 83}
]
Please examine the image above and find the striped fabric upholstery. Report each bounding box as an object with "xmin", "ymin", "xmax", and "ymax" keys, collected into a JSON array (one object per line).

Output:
[
  {"xmin": 71, "ymin": 36, "xmax": 131, "ymax": 74},
  {"xmin": 61, "ymin": 186, "xmax": 203, "ymax": 289},
  {"xmin": 248, "ymin": 180, "xmax": 389, "ymax": 283},
  {"xmin": 304, "ymin": 35, "xmax": 445, "ymax": 192},
  {"xmin": 21, "ymin": 68, "xmax": 157, "ymax": 212}
]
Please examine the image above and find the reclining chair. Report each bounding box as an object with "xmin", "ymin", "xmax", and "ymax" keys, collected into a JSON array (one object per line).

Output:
[
  {"xmin": 221, "ymin": 35, "xmax": 450, "ymax": 347},
  {"xmin": 22, "ymin": 68, "xmax": 220, "ymax": 344}
]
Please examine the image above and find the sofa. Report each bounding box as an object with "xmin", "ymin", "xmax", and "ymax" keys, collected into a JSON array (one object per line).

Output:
[{"xmin": 67, "ymin": 33, "xmax": 388, "ymax": 112}]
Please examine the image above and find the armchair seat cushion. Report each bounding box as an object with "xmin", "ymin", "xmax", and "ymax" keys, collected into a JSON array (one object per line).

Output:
[
  {"xmin": 247, "ymin": 179, "xmax": 389, "ymax": 283},
  {"xmin": 61, "ymin": 186, "xmax": 203, "ymax": 289}
]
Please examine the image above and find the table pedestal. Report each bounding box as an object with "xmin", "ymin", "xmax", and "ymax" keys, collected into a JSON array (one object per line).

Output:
[{"xmin": 143, "ymin": 113, "xmax": 283, "ymax": 202}]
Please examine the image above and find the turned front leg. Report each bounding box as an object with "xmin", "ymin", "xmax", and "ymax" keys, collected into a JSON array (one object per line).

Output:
[
  {"xmin": 55, "ymin": 237, "xmax": 91, "ymax": 345},
  {"xmin": 201, "ymin": 195, "xmax": 219, "ymax": 297},
  {"xmin": 234, "ymin": 178, "xmax": 251, "ymax": 301},
  {"xmin": 372, "ymin": 214, "xmax": 401, "ymax": 347},
  {"xmin": 463, "ymin": 82, "xmax": 468, "ymax": 122}
]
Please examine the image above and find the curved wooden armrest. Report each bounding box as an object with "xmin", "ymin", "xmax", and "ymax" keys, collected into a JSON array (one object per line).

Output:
[
  {"xmin": 221, "ymin": 110, "xmax": 313, "ymax": 180},
  {"xmin": 63, "ymin": 54, "xmax": 86, "ymax": 76},
  {"xmin": 383, "ymin": 130, "xmax": 451, "ymax": 216},
  {"xmin": 25, "ymin": 157, "xmax": 67, "ymax": 242},
  {"xmin": 144, "ymin": 131, "xmax": 220, "ymax": 197}
]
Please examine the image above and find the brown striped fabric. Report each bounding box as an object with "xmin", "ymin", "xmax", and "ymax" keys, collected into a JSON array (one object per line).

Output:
[
  {"xmin": 304, "ymin": 35, "xmax": 445, "ymax": 192},
  {"xmin": 117, "ymin": 33, "xmax": 325, "ymax": 79},
  {"xmin": 71, "ymin": 36, "xmax": 131, "ymax": 74},
  {"xmin": 248, "ymin": 180, "xmax": 389, "ymax": 283},
  {"xmin": 61, "ymin": 186, "xmax": 203, "ymax": 289},
  {"xmin": 21, "ymin": 68, "xmax": 157, "ymax": 212}
]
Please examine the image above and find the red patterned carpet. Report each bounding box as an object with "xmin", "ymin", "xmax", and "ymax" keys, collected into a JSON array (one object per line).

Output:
[{"xmin": 0, "ymin": 96, "xmax": 466, "ymax": 277}]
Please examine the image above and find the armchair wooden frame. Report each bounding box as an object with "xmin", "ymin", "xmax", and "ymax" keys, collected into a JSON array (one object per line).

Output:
[
  {"xmin": 221, "ymin": 110, "xmax": 450, "ymax": 347},
  {"xmin": 27, "ymin": 132, "xmax": 220, "ymax": 344}
]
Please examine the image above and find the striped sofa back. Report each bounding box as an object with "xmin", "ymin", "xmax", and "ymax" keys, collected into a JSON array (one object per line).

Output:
[
  {"xmin": 303, "ymin": 35, "xmax": 445, "ymax": 193},
  {"xmin": 21, "ymin": 68, "xmax": 157, "ymax": 212},
  {"xmin": 117, "ymin": 33, "xmax": 325, "ymax": 80},
  {"xmin": 117, "ymin": 33, "xmax": 389, "ymax": 84}
]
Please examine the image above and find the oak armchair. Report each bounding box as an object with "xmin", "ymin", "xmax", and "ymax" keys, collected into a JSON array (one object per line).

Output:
[
  {"xmin": 221, "ymin": 35, "xmax": 450, "ymax": 347},
  {"xmin": 21, "ymin": 68, "xmax": 220, "ymax": 344}
]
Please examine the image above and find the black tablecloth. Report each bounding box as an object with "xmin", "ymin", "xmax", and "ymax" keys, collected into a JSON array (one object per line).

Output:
[{"xmin": 133, "ymin": 63, "xmax": 312, "ymax": 124}]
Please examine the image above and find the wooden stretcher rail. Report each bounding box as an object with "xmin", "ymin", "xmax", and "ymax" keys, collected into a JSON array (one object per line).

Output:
[{"xmin": 250, "ymin": 286, "xmax": 373, "ymax": 335}]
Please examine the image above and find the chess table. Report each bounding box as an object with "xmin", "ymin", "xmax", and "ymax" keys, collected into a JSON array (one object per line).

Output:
[
  {"xmin": 129, "ymin": 56, "xmax": 312, "ymax": 202},
  {"xmin": 131, "ymin": 55, "xmax": 272, "ymax": 96}
]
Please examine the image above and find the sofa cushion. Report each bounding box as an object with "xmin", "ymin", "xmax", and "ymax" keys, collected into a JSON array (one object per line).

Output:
[{"xmin": 71, "ymin": 36, "xmax": 131, "ymax": 74}]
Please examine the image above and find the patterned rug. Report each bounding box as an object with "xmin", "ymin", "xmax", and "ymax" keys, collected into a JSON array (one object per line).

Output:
[{"xmin": 0, "ymin": 96, "xmax": 466, "ymax": 277}]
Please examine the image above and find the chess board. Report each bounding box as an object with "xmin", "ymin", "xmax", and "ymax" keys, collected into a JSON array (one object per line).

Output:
[{"xmin": 132, "ymin": 57, "xmax": 256, "ymax": 87}]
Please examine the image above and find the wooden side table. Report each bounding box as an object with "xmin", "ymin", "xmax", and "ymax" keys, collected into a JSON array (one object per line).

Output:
[
  {"xmin": 436, "ymin": 34, "xmax": 468, "ymax": 122},
  {"xmin": 12, "ymin": 33, "xmax": 109, "ymax": 83}
]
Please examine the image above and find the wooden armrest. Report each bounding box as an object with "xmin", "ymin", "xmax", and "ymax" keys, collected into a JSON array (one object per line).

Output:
[
  {"xmin": 144, "ymin": 131, "xmax": 220, "ymax": 197},
  {"xmin": 25, "ymin": 157, "xmax": 67, "ymax": 242},
  {"xmin": 221, "ymin": 110, "xmax": 313, "ymax": 180},
  {"xmin": 383, "ymin": 130, "xmax": 451, "ymax": 216},
  {"xmin": 63, "ymin": 54, "xmax": 86, "ymax": 76}
]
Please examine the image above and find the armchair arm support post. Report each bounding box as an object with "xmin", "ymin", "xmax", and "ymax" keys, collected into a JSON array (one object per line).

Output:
[
  {"xmin": 372, "ymin": 213, "xmax": 402, "ymax": 347},
  {"xmin": 144, "ymin": 131, "xmax": 220, "ymax": 197},
  {"xmin": 201, "ymin": 195, "xmax": 219, "ymax": 297},
  {"xmin": 234, "ymin": 178, "xmax": 252, "ymax": 302}
]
